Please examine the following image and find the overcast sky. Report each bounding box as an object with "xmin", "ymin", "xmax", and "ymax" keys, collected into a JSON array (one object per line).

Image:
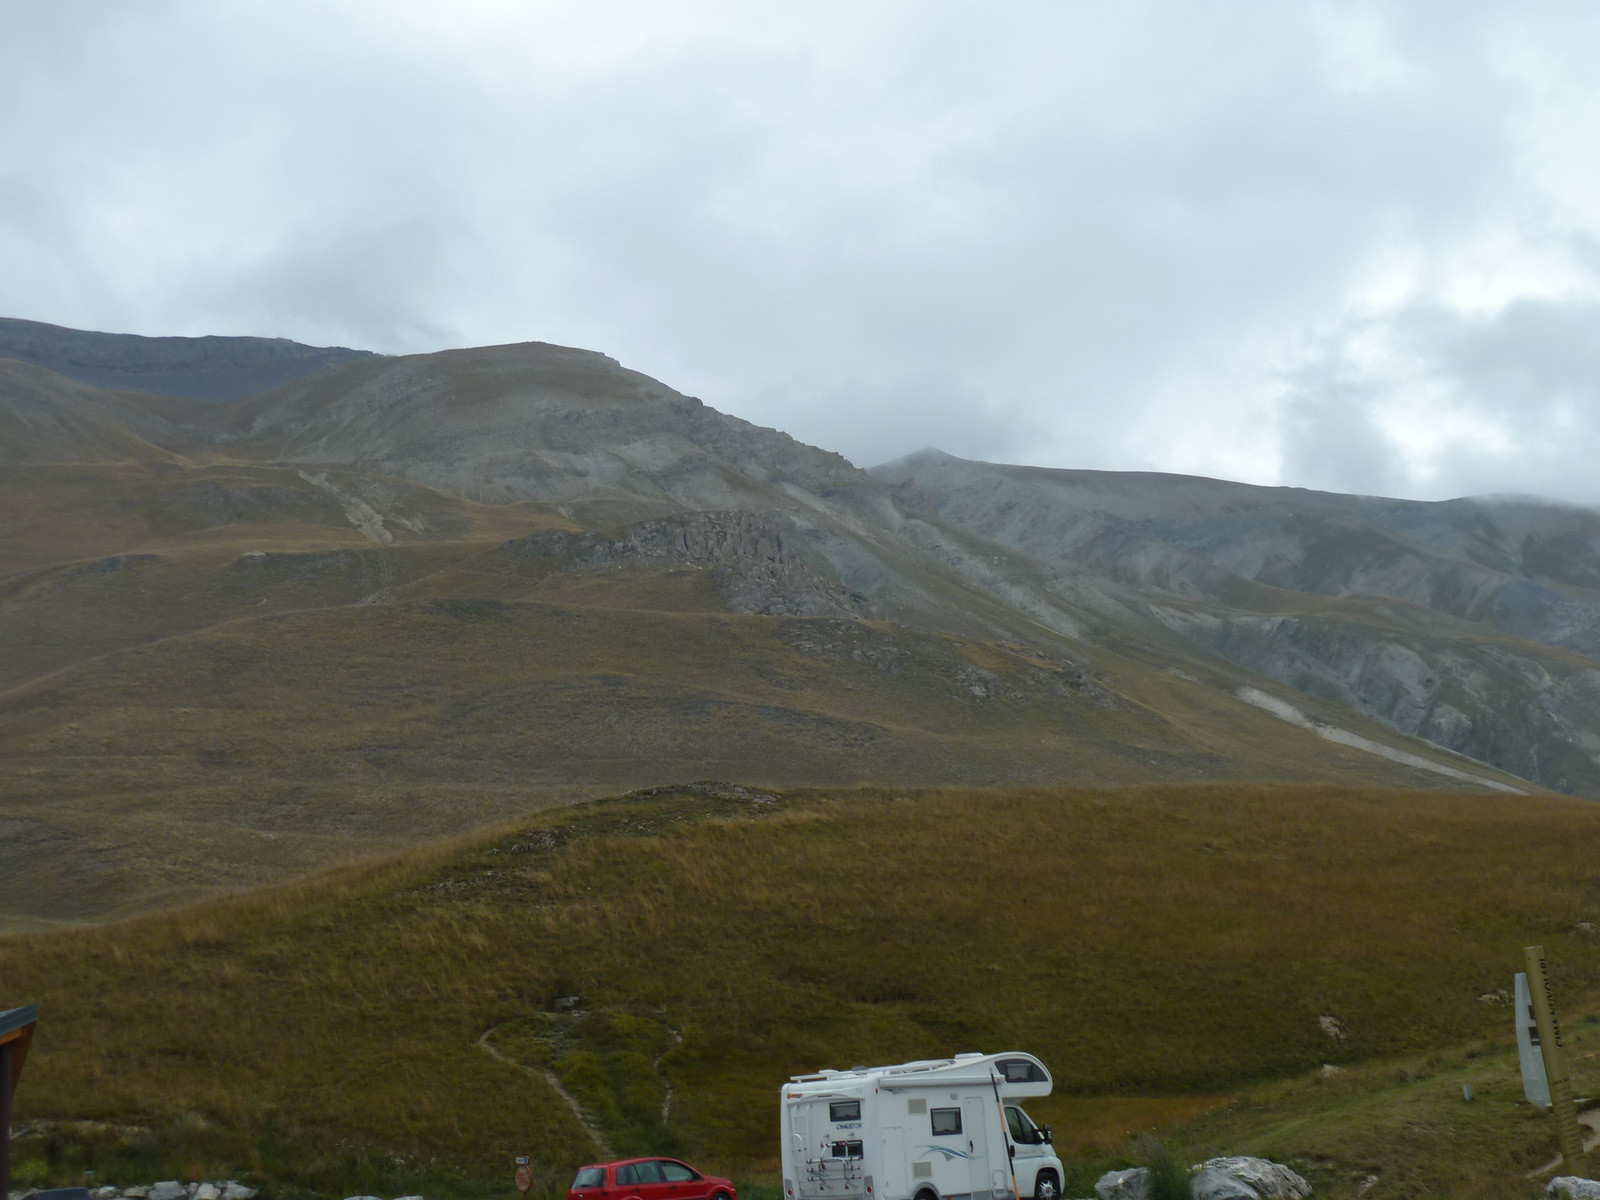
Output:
[{"xmin": 5, "ymin": 2, "xmax": 1600, "ymax": 503}]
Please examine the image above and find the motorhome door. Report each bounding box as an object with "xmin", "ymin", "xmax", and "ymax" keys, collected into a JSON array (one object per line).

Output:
[{"xmin": 963, "ymin": 1096, "xmax": 991, "ymax": 1199}]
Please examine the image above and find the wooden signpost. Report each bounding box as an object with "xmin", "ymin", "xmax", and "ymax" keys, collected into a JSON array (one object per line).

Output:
[
  {"xmin": 2, "ymin": 1003, "xmax": 40, "ymax": 1200},
  {"xmin": 1524, "ymin": 946, "xmax": 1587, "ymax": 1177}
]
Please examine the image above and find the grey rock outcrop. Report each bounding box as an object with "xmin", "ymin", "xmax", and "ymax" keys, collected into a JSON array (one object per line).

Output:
[
  {"xmin": 1547, "ymin": 1178, "xmax": 1600, "ymax": 1200},
  {"xmin": 44, "ymin": 1180, "xmax": 257, "ymax": 1200},
  {"xmin": 1190, "ymin": 1158, "xmax": 1310, "ymax": 1200},
  {"xmin": 1095, "ymin": 1168, "xmax": 1150, "ymax": 1200},
  {"xmin": 501, "ymin": 509, "xmax": 874, "ymax": 618},
  {"xmin": 875, "ymin": 448, "xmax": 1600, "ymax": 796},
  {"xmin": 1189, "ymin": 1169, "xmax": 1258, "ymax": 1200}
]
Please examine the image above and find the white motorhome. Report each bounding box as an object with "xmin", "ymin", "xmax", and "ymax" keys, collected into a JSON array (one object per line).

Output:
[{"xmin": 779, "ymin": 1053, "xmax": 1063, "ymax": 1200}]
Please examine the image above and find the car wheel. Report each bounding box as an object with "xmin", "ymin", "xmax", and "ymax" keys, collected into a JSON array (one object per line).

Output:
[
  {"xmin": 713, "ymin": 1192, "xmax": 731, "ymax": 1200},
  {"xmin": 914, "ymin": 1190, "xmax": 939, "ymax": 1200},
  {"xmin": 1034, "ymin": 1172, "xmax": 1060, "ymax": 1200}
]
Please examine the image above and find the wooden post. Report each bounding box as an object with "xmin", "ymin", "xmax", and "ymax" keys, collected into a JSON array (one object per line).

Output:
[{"xmin": 1524, "ymin": 945, "xmax": 1587, "ymax": 1176}]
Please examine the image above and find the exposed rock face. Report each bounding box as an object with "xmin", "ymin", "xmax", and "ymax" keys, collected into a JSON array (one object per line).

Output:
[
  {"xmin": 0, "ymin": 316, "xmax": 377, "ymax": 401},
  {"xmin": 1547, "ymin": 1178, "xmax": 1600, "ymax": 1200},
  {"xmin": 876, "ymin": 449, "xmax": 1600, "ymax": 796},
  {"xmin": 1188, "ymin": 1169, "xmax": 1258, "ymax": 1200},
  {"xmin": 874, "ymin": 449, "xmax": 1600, "ymax": 655},
  {"xmin": 25, "ymin": 1180, "xmax": 257, "ymax": 1200},
  {"xmin": 1094, "ymin": 1168, "xmax": 1149, "ymax": 1200},
  {"xmin": 1190, "ymin": 1158, "xmax": 1310, "ymax": 1200},
  {"xmin": 1159, "ymin": 607, "xmax": 1600, "ymax": 793},
  {"xmin": 501, "ymin": 509, "xmax": 875, "ymax": 618}
]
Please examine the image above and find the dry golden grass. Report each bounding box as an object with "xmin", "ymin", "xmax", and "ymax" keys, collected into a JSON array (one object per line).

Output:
[
  {"xmin": 4, "ymin": 782, "xmax": 1599, "ymax": 1199},
  {"xmin": 2, "ymin": 457, "xmax": 1535, "ymax": 930},
  {"xmin": 0, "ymin": 461, "xmax": 565, "ymax": 578},
  {"xmin": 0, "ymin": 582, "xmax": 1500, "ymax": 924}
]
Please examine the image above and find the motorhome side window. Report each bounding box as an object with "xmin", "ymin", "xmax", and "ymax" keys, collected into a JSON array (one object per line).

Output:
[
  {"xmin": 930, "ymin": 1107, "xmax": 962, "ymax": 1135},
  {"xmin": 830, "ymin": 1101, "xmax": 861, "ymax": 1122},
  {"xmin": 1000, "ymin": 1059, "xmax": 1044, "ymax": 1084}
]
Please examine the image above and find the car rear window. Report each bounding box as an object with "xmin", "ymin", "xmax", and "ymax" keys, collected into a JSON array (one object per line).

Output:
[{"xmin": 573, "ymin": 1169, "xmax": 606, "ymax": 1189}]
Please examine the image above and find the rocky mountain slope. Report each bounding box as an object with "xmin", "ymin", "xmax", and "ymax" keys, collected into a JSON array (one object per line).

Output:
[
  {"xmin": 0, "ymin": 316, "xmax": 377, "ymax": 401},
  {"xmin": 873, "ymin": 450, "xmax": 1600, "ymax": 796},
  {"xmin": 0, "ymin": 324, "xmax": 1586, "ymax": 921}
]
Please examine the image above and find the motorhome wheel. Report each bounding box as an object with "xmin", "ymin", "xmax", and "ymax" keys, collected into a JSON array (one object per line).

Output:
[{"xmin": 1033, "ymin": 1172, "xmax": 1060, "ymax": 1200}]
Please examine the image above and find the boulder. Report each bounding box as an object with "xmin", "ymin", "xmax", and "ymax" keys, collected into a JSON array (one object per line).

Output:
[
  {"xmin": 341, "ymin": 1195, "xmax": 384, "ymax": 1200},
  {"xmin": 1190, "ymin": 1169, "xmax": 1259, "ymax": 1200},
  {"xmin": 1192, "ymin": 1159, "xmax": 1310, "ymax": 1200},
  {"xmin": 393, "ymin": 1194, "xmax": 424, "ymax": 1200},
  {"xmin": 123, "ymin": 1188, "xmax": 150, "ymax": 1199},
  {"xmin": 149, "ymin": 1182, "xmax": 187, "ymax": 1200},
  {"xmin": 220, "ymin": 1185, "xmax": 258, "ymax": 1200},
  {"xmin": 1095, "ymin": 1168, "xmax": 1150, "ymax": 1200},
  {"xmin": 1547, "ymin": 1178, "xmax": 1600, "ymax": 1200},
  {"xmin": 95, "ymin": 1188, "xmax": 119, "ymax": 1199},
  {"xmin": 193, "ymin": 1185, "xmax": 220, "ymax": 1200}
]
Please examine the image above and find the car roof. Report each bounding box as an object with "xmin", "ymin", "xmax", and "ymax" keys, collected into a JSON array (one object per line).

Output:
[{"xmin": 578, "ymin": 1157, "xmax": 690, "ymax": 1169}]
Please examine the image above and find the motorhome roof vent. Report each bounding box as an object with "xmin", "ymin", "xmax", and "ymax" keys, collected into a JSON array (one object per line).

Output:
[{"xmin": 954, "ymin": 1052, "xmax": 984, "ymax": 1060}]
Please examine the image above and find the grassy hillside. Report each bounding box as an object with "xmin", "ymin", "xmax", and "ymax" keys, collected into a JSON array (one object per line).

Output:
[
  {"xmin": 5, "ymin": 782, "xmax": 1600, "ymax": 1199},
  {"xmin": 0, "ymin": 578, "xmax": 1513, "ymax": 926},
  {"xmin": 0, "ymin": 461, "xmax": 564, "ymax": 579}
]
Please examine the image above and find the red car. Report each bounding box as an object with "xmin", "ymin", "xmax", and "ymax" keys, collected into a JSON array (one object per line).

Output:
[{"xmin": 569, "ymin": 1157, "xmax": 737, "ymax": 1200}]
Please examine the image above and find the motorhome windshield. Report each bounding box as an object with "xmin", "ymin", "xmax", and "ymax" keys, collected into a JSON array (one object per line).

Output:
[{"xmin": 1005, "ymin": 1106, "xmax": 1038, "ymax": 1141}]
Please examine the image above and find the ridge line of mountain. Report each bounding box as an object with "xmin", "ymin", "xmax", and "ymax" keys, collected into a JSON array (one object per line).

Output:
[{"xmin": 4, "ymin": 321, "xmax": 1599, "ymax": 799}]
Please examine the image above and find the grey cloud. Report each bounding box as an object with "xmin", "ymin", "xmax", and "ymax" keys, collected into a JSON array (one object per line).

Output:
[
  {"xmin": 1, "ymin": 1, "xmax": 1597, "ymax": 502},
  {"xmin": 1278, "ymin": 297, "xmax": 1600, "ymax": 505}
]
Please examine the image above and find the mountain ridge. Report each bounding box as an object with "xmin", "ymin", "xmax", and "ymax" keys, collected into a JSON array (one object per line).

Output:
[
  {"xmin": 0, "ymin": 315, "xmax": 380, "ymax": 401},
  {"xmin": 1, "ymin": 321, "xmax": 1592, "ymax": 922}
]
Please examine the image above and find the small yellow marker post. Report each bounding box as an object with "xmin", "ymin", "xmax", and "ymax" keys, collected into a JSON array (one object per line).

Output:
[{"xmin": 1524, "ymin": 944, "xmax": 1587, "ymax": 1176}]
